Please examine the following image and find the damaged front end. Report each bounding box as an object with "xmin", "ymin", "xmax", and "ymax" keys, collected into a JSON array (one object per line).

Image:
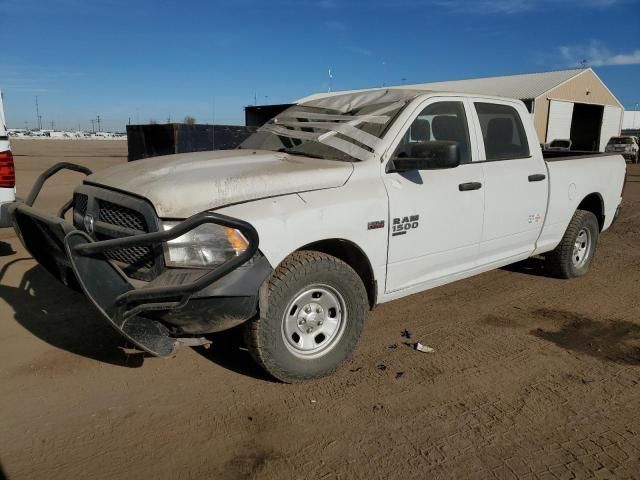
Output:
[{"xmin": 10, "ymin": 162, "xmax": 261, "ymax": 357}]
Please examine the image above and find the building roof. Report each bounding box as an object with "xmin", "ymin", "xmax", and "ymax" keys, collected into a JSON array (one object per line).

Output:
[{"xmin": 297, "ymin": 68, "xmax": 590, "ymax": 103}]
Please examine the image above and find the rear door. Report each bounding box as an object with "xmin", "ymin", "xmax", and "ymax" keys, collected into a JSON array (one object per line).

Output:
[
  {"xmin": 546, "ymin": 100, "xmax": 573, "ymax": 143},
  {"xmin": 383, "ymin": 97, "xmax": 485, "ymax": 292},
  {"xmin": 599, "ymin": 106, "xmax": 623, "ymax": 152},
  {"xmin": 471, "ymin": 99, "xmax": 548, "ymax": 266}
]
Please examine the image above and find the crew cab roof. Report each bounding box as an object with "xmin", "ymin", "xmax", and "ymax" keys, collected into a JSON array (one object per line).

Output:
[
  {"xmin": 297, "ymin": 87, "xmax": 524, "ymax": 108},
  {"xmin": 300, "ymin": 88, "xmax": 426, "ymax": 111}
]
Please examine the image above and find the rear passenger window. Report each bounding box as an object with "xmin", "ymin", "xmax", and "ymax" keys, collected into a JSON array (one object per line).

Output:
[
  {"xmin": 392, "ymin": 101, "xmax": 471, "ymax": 164},
  {"xmin": 475, "ymin": 103, "xmax": 530, "ymax": 161}
]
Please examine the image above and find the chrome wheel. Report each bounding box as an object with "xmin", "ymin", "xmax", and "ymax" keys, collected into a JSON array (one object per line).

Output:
[
  {"xmin": 282, "ymin": 284, "xmax": 347, "ymax": 359},
  {"xmin": 572, "ymin": 227, "xmax": 591, "ymax": 268}
]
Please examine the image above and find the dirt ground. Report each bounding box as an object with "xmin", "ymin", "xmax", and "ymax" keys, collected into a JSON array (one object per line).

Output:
[{"xmin": 1, "ymin": 139, "xmax": 639, "ymax": 480}]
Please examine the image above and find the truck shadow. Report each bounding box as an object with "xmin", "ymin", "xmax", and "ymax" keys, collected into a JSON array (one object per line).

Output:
[
  {"xmin": 501, "ymin": 257, "xmax": 552, "ymax": 278},
  {"xmin": 193, "ymin": 329, "xmax": 278, "ymax": 383},
  {"xmin": 0, "ymin": 260, "xmax": 144, "ymax": 368}
]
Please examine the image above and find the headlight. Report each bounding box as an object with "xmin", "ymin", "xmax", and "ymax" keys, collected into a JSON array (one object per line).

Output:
[{"xmin": 161, "ymin": 221, "xmax": 249, "ymax": 268}]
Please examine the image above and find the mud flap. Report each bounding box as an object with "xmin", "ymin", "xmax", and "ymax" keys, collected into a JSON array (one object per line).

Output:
[{"xmin": 64, "ymin": 231, "xmax": 179, "ymax": 357}]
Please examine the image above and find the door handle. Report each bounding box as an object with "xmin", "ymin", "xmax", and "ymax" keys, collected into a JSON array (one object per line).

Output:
[
  {"xmin": 528, "ymin": 174, "xmax": 546, "ymax": 182},
  {"xmin": 458, "ymin": 182, "xmax": 482, "ymax": 191}
]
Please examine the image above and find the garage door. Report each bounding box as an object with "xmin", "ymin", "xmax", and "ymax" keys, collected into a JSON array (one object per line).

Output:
[
  {"xmin": 546, "ymin": 100, "xmax": 574, "ymax": 143},
  {"xmin": 599, "ymin": 106, "xmax": 622, "ymax": 152}
]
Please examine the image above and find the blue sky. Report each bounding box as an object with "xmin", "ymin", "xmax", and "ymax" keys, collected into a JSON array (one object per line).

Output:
[{"xmin": 1, "ymin": 0, "xmax": 639, "ymax": 131}]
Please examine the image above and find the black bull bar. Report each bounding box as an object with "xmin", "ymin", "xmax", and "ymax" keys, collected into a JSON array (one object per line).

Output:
[{"xmin": 10, "ymin": 162, "xmax": 259, "ymax": 357}]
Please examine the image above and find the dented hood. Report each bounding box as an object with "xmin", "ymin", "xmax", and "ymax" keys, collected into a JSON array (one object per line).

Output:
[{"xmin": 86, "ymin": 149, "xmax": 353, "ymax": 218}]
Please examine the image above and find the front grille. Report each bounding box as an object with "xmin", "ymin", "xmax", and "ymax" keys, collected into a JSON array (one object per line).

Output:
[
  {"xmin": 72, "ymin": 188, "xmax": 161, "ymax": 281},
  {"xmin": 74, "ymin": 193, "xmax": 88, "ymax": 215},
  {"xmin": 95, "ymin": 234, "xmax": 155, "ymax": 270},
  {"xmin": 98, "ymin": 200, "xmax": 147, "ymax": 232}
]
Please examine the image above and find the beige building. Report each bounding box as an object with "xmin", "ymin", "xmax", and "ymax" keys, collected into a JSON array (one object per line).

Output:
[{"xmin": 298, "ymin": 68, "xmax": 624, "ymax": 152}]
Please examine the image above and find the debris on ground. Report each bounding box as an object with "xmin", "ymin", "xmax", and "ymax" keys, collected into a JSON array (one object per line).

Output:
[
  {"xmin": 395, "ymin": 372, "xmax": 405, "ymax": 380},
  {"xmin": 377, "ymin": 364, "xmax": 387, "ymax": 371},
  {"xmin": 415, "ymin": 343, "xmax": 435, "ymax": 353},
  {"xmin": 387, "ymin": 344, "xmax": 398, "ymax": 349},
  {"xmin": 401, "ymin": 329, "xmax": 412, "ymax": 339},
  {"xmin": 349, "ymin": 367, "xmax": 362, "ymax": 373}
]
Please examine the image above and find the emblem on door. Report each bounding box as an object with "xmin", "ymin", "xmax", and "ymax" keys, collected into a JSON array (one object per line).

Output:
[{"xmin": 392, "ymin": 215, "xmax": 419, "ymax": 236}]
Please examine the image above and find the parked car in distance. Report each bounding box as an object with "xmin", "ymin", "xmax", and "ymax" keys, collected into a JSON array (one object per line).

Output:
[
  {"xmin": 10, "ymin": 89, "xmax": 627, "ymax": 382},
  {"xmin": 544, "ymin": 139, "xmax": 572, "ymax": 151},
  {"xmin": 605, "ymin": 136, "xmax": 639, "ymax": 163},
  {"xmin": 0, "ymin": 90, "xmax": 16, "ymax": 227}
]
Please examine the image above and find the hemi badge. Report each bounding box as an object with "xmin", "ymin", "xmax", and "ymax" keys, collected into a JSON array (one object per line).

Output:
[{"xmin": 368, "ymin": 220, "xmax": 385, "ymax": 230}]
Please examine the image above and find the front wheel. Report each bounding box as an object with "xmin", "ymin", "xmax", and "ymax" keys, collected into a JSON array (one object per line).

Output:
[
  {"xmin": 545, "ymin": 209, "xmax": 599, "ymax": 279},
  {"xmin": 244, "ymin": 251, "xmax": 368, "ymax": 383}
]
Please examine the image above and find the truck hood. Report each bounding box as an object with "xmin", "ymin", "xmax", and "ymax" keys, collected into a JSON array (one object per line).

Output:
[{"xmin": 86, "ymin": 149, "xmax": 354, "ymax": 218}]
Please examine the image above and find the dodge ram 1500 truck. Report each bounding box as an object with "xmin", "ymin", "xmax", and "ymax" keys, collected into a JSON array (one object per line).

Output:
[{"xmin": 10, "ymin": 89, "xmax": 626, "ymax": 382}]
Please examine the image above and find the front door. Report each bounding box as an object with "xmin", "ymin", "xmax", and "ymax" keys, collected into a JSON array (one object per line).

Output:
[{"xmin": 383, "ymin": 99, "xmax": 485, "ymax": 293}]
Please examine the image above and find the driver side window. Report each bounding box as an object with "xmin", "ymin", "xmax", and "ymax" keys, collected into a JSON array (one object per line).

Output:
[{"xmin": 392, "ymin": 101, "xmax": 471, "ymax": 163}]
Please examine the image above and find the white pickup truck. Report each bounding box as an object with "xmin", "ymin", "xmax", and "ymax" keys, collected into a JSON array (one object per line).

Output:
[
  {"xmin": 0, "ymin": 90, "xmax": 16, "ymax": 227},
  {"xmin": 10, "ymin": 89, "xmax": 626, "ymax": 382}
]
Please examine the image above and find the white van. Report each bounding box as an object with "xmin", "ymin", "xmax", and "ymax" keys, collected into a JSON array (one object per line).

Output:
[{"xmin": 0, "ymin": 90, "xmax": 16, "ymax": 226}]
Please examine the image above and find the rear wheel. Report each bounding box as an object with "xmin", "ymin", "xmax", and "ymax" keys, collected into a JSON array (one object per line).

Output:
[
  {"xmin": 244, "ymin": 251, "xmax": 368, "ymax": 383},
  {"xmin": 545, "ymin": 210, "xmax": 599, "ymax": 279}
]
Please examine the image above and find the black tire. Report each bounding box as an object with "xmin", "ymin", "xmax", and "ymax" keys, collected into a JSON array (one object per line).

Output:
[
  {"xmin": 545, "ymin": 210, "xmax": 599, "ymax": 279},
  {"xmin": 244, "ymin": 251, "xmax": 368, "ymax": 383}
]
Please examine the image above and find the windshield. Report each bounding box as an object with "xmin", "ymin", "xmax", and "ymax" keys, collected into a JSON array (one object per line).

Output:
[
  {"xmin": 608, "ymin": 137, "xmax": 633, "ymax": 145},
  {"xmin": 240, "ymin": 89, "xmax": 419, "ymax": 161}
]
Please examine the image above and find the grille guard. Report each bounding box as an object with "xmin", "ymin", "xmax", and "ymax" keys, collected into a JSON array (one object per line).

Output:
[{"xmin": 11, "ymin": 162, "xmax": 260, "ymax": 357}]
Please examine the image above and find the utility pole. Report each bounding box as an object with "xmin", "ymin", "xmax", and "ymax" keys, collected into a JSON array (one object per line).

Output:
[
  {"xmin": 90, "ymin": 119, "xmax": 95, "ymax": 133},
  {"xmin": 382, "ymin": 61, "xmax": 388, "ymax": 87},
  {"xmin": 212, "ymin": 96, "xmax": 216, "ymax": 150},
  {"xmin": 35, "ymin": 96, "xmax": 42, "ymax": 130},
  {"xmin": 50, "ymin": 121, "xmax": 54, "ymax": 130},
  {"xmin": 96, "ymin": 115, "xmax": 101, "ymax": 132}
]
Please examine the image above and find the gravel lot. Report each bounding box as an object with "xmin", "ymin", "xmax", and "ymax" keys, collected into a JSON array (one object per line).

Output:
[{"xmin": 1, "ymin": 139, "xmax": 639, "ymax": 479}]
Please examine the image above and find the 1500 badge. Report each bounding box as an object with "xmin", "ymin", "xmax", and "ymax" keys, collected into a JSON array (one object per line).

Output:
[{"xmin": 392, "ymin": 215, "xmax": 419, "ymax": 236}]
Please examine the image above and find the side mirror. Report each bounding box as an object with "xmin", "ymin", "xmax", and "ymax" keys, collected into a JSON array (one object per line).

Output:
[{"xmin": 391, "ymin": 141, "xmax": 460, "ymax": 172}]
